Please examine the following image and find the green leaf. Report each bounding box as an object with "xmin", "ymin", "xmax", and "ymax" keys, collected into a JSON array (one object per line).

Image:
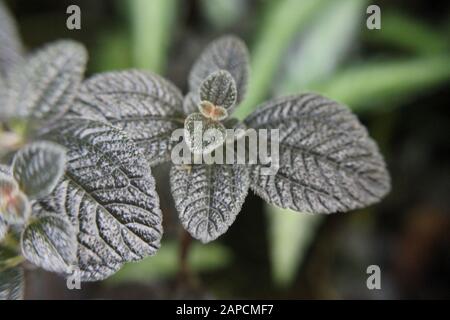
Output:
[
  {"xmin": 77, "ymin": 70, "xmax": 184, "ymax": 166},
  {"xmin": 128, "ymin": 0, "xmax": 177, "ymax": 73},
  {"xmin": 5, "ymin": 40, "xmax": 87, "ymax": 123},
  {"xmin": 235, "ymin": 0, "xmax": 330, "ymax": 120},
  {"xmin": 171, "ymin": 164, "xmax": 250, "ymax": 243},
  {"xmin": 40, "ymin": 119, "xmax": 163, "ymax": 281},
  {"xmin": 268, "ymin": 206, "xmax": 323, "ymax": 287},
  {"xmin": 364, "ymin": 11, "xmax": 449, "ymax": 55},
  {"xmin": 12, "ymin": 141, "xmax": 67, "ymax": 200},
  {"xmin": 276, "ymin": 0, "xmax": 367, "ymax": 94},
  {"xmin": 108, "ymin": 240, "xmax": 232, "ymax": 284},
  {"xmin": 189, "ymin": 36, "xmax": 250, "ymax": 105},
  {"xmin": 21, "ymin": 213, "xmax": 76, "ymax": 274},
  {"xmin": 268, "ymin": 0, "xmax": 367, "ymax": 289},
  {"xmin": 245, "ymin": 94, "xmax": 390, "ymax": 213},
  {"xmin": 312, "ymin": 55, "xmax": 450, "ymax": 111}
]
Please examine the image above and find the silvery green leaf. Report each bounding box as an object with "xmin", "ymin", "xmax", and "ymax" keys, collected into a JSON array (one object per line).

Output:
[
  {"xmin": 66, "ymin": 100, "xmax": 108, "ymax": 122},
  {"xmin": 21, "ymin": 213, "xmax": 76, "ymax": 274},
  {"xmin": 189, "ymin": 36, "xmax": 250, "ymax": 104},
  {"xmin": 78, "ymin": 70, "xmax": 184, "ymax": 166},
  {"xmin": 5, "ymin": 40, "xmax": 87, "ymax": 122},
  {"xmin": 0, "ymin": 266, "xmax": 24, "ymax": 300},
  {"xmin": 170, "ymin": 164, "xmax": 250, "ymax": 243},
  {"xmin": 184, "ymin": 113, "xmax": 226, "ymax": 155},
  {"xmin": 0, "ymin": 172, "xmax": 31, "ymax": 225},
  {"xmin": 0, "ymin": 0, "xmax": 24, "ymax": 77},
  {"xmin": 200, "ymin": 70, "xmax": 237, "ymax": 111},
  {"xmin": 245, "ymin": 93, "xmax": 391, "ymax": 213},
  {"xmin": 12, "ymin": 141, "xmax": 67, "ymax": 200},
  {"xmin": 183, "ymin": 92, "xmax": 200, "ymax": 116},
  {"xmin": 41, "ymin": 119, "xmax": 163, "ymax": 281}
]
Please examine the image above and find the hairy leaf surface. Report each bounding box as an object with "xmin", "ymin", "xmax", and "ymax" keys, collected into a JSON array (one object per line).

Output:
[
  {"xmin": 184, "ymin": 113, "xmax": 226, "ymax": 155},
  {"xmin": 41, "ymin": 119, "xmax": 163, "ymax": 281},
  {"xmin": 0, "ymin": 0, "xmax": 24, "ymax": 77},
  {"xmin": 245, "ymin": 93, "xmax": 391, "ymax": 213},
  {"xmin": 189, "ymin": 36, "xmax": 249, "ymax": 104},
  {"xmin": 170, "ymin": 164, "xmax": 249, "ymax": 243},
  {"xmin": 5, "ymin": 40, "xmax": 87, "ymax": 122},
  {"xmin": 13, "ymin": 141, "xmax": 67, "ymax": 199},
  {"xmin": 21, "ymin": 213, "xmax": 76, "ymax": 274},
  {"xmin": 200, "ymin": 70, "xmax": 237, "ymax": 111},
  {"xmin": 77, "ymin": 70, "xmax": 184, "ymax": 166}
]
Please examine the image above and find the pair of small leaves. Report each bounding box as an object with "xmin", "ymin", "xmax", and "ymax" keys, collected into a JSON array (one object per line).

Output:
[
  {"xmin": 39, "ymin": 119, "xmax": 163, "ymax": 281},
  {"xmin": 2, "ymin": 40, "xmax": 87, "ymax": 124}
]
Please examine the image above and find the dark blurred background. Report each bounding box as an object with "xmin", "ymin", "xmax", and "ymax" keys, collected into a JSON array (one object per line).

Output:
[{"xmin": 5, "ymin": 0, "xmax": 449, "ymax": 299}]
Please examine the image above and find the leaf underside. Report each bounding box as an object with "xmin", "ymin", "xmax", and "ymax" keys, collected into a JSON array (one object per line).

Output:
[
  {"xmin": 189, "ymin": 36, "xmax": 250, "ymax": 105},
  {"xmin": 21, "ymin": 213, "xmax": 76, "ymax": 274},
  {"xmin": 76, "ymin": 70, "xmax": 184, "ymax": 166},
  {"xmin": 5, "ymin": 40, "xmax": 87, "ymax": 122},
  {"xmin": 245, "ymin": 93, "xmax": 391, "ymax": 214},
  {"xmin": 39, "ymin": 119, "xmax": 163, "ymax": 281},
  {"xmin": 170, "ymin": 164, "xmax": 250, "ymax": 243},
  {"xmin": 12, "ymin": 141, "xmax": 67, "ymax": 200}
]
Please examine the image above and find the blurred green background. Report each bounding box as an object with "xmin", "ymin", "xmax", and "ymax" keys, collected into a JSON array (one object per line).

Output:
[{"xmin": 6, "ymin": 0, "xmax": 450, "ymax": 299}]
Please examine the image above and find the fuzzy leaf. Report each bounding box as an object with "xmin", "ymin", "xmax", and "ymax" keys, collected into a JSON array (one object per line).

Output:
[
  {"xmin": 245, "ymin": 93, "xmax": 391, "ymax": 213},
  {"xmin": 77, "ymin": 70, "xmax": 184, "ymax": 166},
  {"xmin": 5, "ymin": 40, "xmax": 87, "ymax": 122},
  {"xmin": 21, "ymin": 213, "xmax": 76, "ymax": 274},
  {"xmin": 12, "ymin": 141, "xmax": 67, "ymax": 200},
  {"xmin": 0, "ymin": 172, "xmax": 30, "ymax": 225},
  {"xmin": 40, "ymin": 119, "xmax": 163, "ymax": 281},
  {"xmin": 189, "ymin": 36, "xmax": 249, "ymax": 105},
  {"xmin": 0, "ymin": 266, "xmax": 24, "ymax": 300},
  {"xmin": 184, "ymin": 113, "xmax": 226, "ymax": 155},
  {"xmin": 0, "ymin": 0, "xmax": 24, "ymax": 77},
  {"xmin": 170, "ymin": 164, "xmax": 250, "ymax": 243},
  {"xmin": 200, "ymin": 70, "xmax": 237, "ymax": 111}
]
